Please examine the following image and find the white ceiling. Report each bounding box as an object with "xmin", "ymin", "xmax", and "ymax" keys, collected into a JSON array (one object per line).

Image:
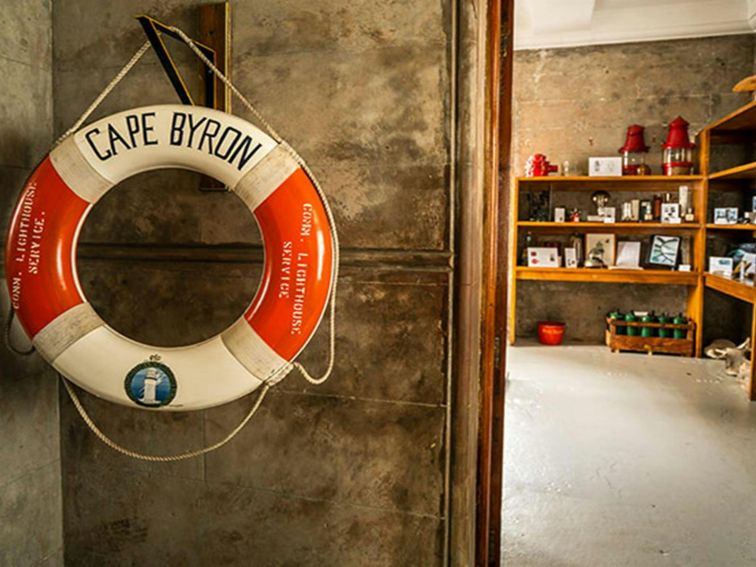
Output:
[{"xmin": 515, "ymin": 0, "xmax": 756, "ymax": 50}]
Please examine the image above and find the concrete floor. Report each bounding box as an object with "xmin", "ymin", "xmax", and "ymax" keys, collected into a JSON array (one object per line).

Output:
[{"xmin": 502, "ymin": 345, "xmax": 756, "ymax": 567}]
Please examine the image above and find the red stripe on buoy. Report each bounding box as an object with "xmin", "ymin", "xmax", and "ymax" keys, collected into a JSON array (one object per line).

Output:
[
  {"xmin": 247, "ymin": 168, "xmax": 333, "ymax": 360},
  {"xmin": 5, "ymin": 157, "xmax": 89, "ymax": 337}
]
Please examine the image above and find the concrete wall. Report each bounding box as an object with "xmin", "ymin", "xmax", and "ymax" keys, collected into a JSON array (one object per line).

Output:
[
  {"xmin": 0, "ymin": 1, "xmax": 64, "ymax": 565},
  {"xmin": 52, "ymin": 1, "xmax": 461, "ymax": 565},
  {"xmin": 512, "ymin": 35, "xmax": 755, "ymax": 342}
]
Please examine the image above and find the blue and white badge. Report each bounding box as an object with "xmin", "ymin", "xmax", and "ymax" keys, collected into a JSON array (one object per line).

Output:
[{"xmin": 124, "ymin": 356, "xmax": 177, "ymax": 408}]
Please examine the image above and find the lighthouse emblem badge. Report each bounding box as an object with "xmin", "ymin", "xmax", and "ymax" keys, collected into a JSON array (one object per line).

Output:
[{"xmin": 124, "ymin": 355, "xmax": 177, "ymax": 408}]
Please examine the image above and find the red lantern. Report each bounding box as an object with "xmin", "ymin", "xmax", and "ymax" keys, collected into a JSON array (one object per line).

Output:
[
  {"xmin": 619, "ymin": 124, "xmax": 650, "ymax": 175},
  {"xmin": 525, "ymin": 153, "xmax": 559, "ymax": 177},
  {"xmin": 662, "ymin": 117, "xmax": 695, "ymax": 176}
]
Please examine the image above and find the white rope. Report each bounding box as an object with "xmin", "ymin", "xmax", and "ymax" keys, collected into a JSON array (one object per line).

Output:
[
  {"xmin": 52, "ymin": 30, "xmax": 340, "ymax": 461},
  {"xmin": 53, "ymin": 41, "xmax": 152, "ymax": 148},
  {"xmin": 62, "ymin": 377, "xmax": 270, "ymax": 462},
  {"xmin": 4, "ymin": 306, "xmax": 34, "ymax": 356}
]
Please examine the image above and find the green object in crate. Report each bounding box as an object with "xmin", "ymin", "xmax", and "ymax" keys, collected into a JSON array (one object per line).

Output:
[
  {"xmin": 625, "ymin": 312, "xmax": 638, "ymax": 336},
  {"xmin": 608, "ymin": 308, "xmax": 625, "ymax": 335},
  {"xmin": 673, "ymin": 314, "xmax": 687, "ymax": 339},
  {"xmin": 640, "ymin": 312, "xmax": 656, "ymax": 338},
  {"xmin": 657, "ymin": 314, "xmax": 671, "ymax": 338}
]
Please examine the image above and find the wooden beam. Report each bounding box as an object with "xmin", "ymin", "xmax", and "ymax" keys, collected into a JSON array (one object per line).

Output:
[{"xmin": 199, "ymin": 2, "xmax": 231, "ymax": 112}]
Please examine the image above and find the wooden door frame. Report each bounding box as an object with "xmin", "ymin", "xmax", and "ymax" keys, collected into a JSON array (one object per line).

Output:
[
  {"xmin": 449, "ymin": 0, "xmax": 513, "ymax": 564},
  {"xmin": 477, "ymin": 0, "xmax": 514, "ymax": 565}
]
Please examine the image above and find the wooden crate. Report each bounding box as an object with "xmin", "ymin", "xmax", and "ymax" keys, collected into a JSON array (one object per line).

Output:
[{"xmin": 605, "ymin": 318, "xmax": 695, "ymax": 357}]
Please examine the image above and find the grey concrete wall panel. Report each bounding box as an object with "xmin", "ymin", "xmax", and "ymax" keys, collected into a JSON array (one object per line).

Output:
[
  {"xmin": 0, "ymin": 0, "xmax": 52, "ymax": 68},
  {"xmin": 0, "ymin": 463, "xmax": 63, "ymax": 567},
  {"xmin": 0, "ymin": 0, "xmax": 62, "ymax": 564},
  {"xmin": 77, "ymin": 259, "xmax": 262, "ymax": 346},
  {"xmin": 204, "ymin": 390, "xmax": 445, "ymax": 516},
  {"xmin": 53, "ymin": 0, "xmax": 451, "ymax": 252},
  {"xmin": 54, "ymin": 0, "xmax": 455, "ymax": 564},
  {"xmin": 63, "ymin": 465, "xmax": 443, "ymax": 567},
  {"xmin": 0, "ymin": 58, "xmax": 54, "ymax": 169},
  {"xmin": 78, "ymin": 171, "xmax": 263, "ymax": 246},
  {"xmin": 0, "ymin": 352, "xmax": 60, "ymax": 488}
]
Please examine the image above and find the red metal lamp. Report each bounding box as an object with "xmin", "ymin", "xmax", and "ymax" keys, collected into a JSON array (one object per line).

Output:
[
  {"xmin": 525, "ymin": 153, "xmax": 559, "ymax": 177},
  {"xmin": 619, "ymin": 124, "xmax": 650, "ymax": 175},
  {"xmin": 662, "ymin": 116, "xmax": 695, "ymax": 176}
]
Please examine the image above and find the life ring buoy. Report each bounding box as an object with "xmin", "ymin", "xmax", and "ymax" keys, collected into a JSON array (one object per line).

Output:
[{"xmin": 5, "ymin": 105, "xmax": 335, "ymax": 411}]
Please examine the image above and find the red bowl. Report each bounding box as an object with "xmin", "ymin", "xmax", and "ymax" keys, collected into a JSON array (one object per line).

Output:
[{"xmin": 537, "ymin": 321, "xmax": 565, "ymax": 345}]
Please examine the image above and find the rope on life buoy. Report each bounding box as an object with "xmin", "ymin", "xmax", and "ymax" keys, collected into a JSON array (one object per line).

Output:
[
  {"xmin": 63, "ymin": 376, "xmax": 271, "ymax": 462},
  {"xmin": 4, "ymin": 306, "xmax": 34, "ymax": 356},
  {"xmin": 48, "ymin": 27, "xmax": 340, "ymax": 460}
]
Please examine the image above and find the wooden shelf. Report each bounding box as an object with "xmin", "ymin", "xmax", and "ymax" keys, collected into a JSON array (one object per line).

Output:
[
  {"xmin": 517, "ymin": 175, "xmax": 701, "ymax": 183},
  {"xmin": 708, "ymin": 161, "xmax": 756, "ymax": 180},
  {"xmin": 706, "ymin": 99, "xmax": 756, "ymax": 132},
  {"xmin": 700, "ymin": 99, "xmax": 756, "ymax": 400},
  {"xmin": 704, "ymin": 272, "xmax": 755, "ymax": 304},
  {"xmin": 518, "ymin": 221, "xmax": 699, "ymax": 231},
  {"xmin": 705, "ymin": 223, "xmax": 756, "ymax": 231},
  {"xmin": 516, "ymin": 266, "xmax": 698, "ymax": 285}
]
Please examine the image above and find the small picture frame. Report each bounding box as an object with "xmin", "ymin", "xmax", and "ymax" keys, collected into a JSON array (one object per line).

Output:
[
  {"xmin": 585, "ymin": 233, "xmax": 616, "ymax": 267},
  {"xmin": 588, "ymin": 157, "xmax": 622, "ymax": 177},
  {"xmin": 614, "ymin": 241, "xmax": 641, "ymax": 269},
  {"xmin": 661, "ymin": 203, "xmax": 681, "ymax": 224},
  {"xmin": 527, "ymin": 247, "xmax": 560, "ymax": 268},
  {"xmin": 647, "ymin": 235, "xmax": 680, "ymax": 268},
  {"xmin": 564, "ymin": 248, "xmax": 578, "ymax": 268},
  {"xmin": 751, "ymin": 195, "xmax": 756, "ymax": 215},
  {"xmin": 738, "ymin": 252, "xmax": 756, "ymax": 281},
  {"xmin": 554, "ymin": 207, "xmax": 566, "ymax": 223},
  {"xmin": 714, "ymin": 207, "xmax": 738, "ymax": 225},
  {"xmin": 601, "ymin": 207, "xmax": 616, "ymax": 223},
  {"xmin": 709, "ymin": 256, "xmax": 734, "ymax": 278}
]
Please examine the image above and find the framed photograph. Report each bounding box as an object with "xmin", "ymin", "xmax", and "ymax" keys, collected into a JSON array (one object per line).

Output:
[
  {"xmin": 585, "ymin": 233, "xmax": 616, "ymax": 267},
  {"xmin": 709, "ymin": 256, "xmax": 734, "ymax": 278},
  {"xmin": 714, "ymin": 207, "xmax": 738, "ymax": 225},
  {"xmin": 527, "ymin": 247, "xmax": 560, "ymax": 268},
  {"xmin": 601, "ymin": 207, "xmax": 616, "ymax": 223},
  {"xmin": 745, "ymin": 253, "xmax": 756, "ymax": 277},
  {"xmin": 647, "ymin": 235, "xmax": 680, "ymax": 268},
  {"xmin": 661, "ymin": 203, "xmax": 681, "ymax": 224},
  {"xmin": 588, "ymin": 157, "xmax": 622, "ymax": 177},
  {"xmin": 751, "ymin": 195, "xmax": 756, "ymax": 215},
  {"xmin": 614, "ymin": 241, "xmax": 641, "ymax": 269},
  {"xmin": 564, "ymin": 248, "xmax": 578, "ymax": 268},
  {"xmin": 554, "ymin": 207, "xmax": 566, "ymax": 223}
]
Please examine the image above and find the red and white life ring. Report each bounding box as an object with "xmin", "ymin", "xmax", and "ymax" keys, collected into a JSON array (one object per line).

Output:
[{"xmin": 5, "ymin": 105, "xmax": 335, "ymax": 411}]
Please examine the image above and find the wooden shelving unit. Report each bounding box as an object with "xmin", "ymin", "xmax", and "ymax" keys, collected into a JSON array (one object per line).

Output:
[
  {"xmin": 703, "ymin": 272, "xmax": 755, "ymax": 304},
  {"xmin": 518, "ymin": 221, "xmax": 699, "ymax": 231},
  {"xmin": 705, "ymin": 224, "xmax": 756, "ymax": 231},
  {"xmin": 516, "ymin": 266, "xmax": 698, "ymax": 285},
  {"xmin": 708, "ymin": 161, "xmax": 756, "ymax": 180},
  {"xmin": 509, "ymin": 99, "xmax": 756, "ymax": 401},
  {"xmin": 699, "ymin": 99, "xmax": 756, "ymax": 400},
  {"xmin": 509, "ymin": 175, "xmax": 705, "ymax": 355}
]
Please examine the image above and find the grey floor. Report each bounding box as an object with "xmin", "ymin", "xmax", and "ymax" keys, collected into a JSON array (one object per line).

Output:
[{"xmin": 502, "ymin": 345, "xmax": 756, "ymax": 567}]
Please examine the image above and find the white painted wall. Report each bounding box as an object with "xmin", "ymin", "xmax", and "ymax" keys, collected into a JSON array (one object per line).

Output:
[{"xmin": 516, "ymin": 0, "xmax": 754, "ymax": 50}]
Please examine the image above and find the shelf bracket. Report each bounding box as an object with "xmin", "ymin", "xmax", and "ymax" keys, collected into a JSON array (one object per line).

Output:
[
  {"xmin": 136, "ymin": 4, "xmax": 231, "ymax": 191},
  {"xmin": 135, "ymin": 2, "xmax": 230, "ymax": 112}
]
